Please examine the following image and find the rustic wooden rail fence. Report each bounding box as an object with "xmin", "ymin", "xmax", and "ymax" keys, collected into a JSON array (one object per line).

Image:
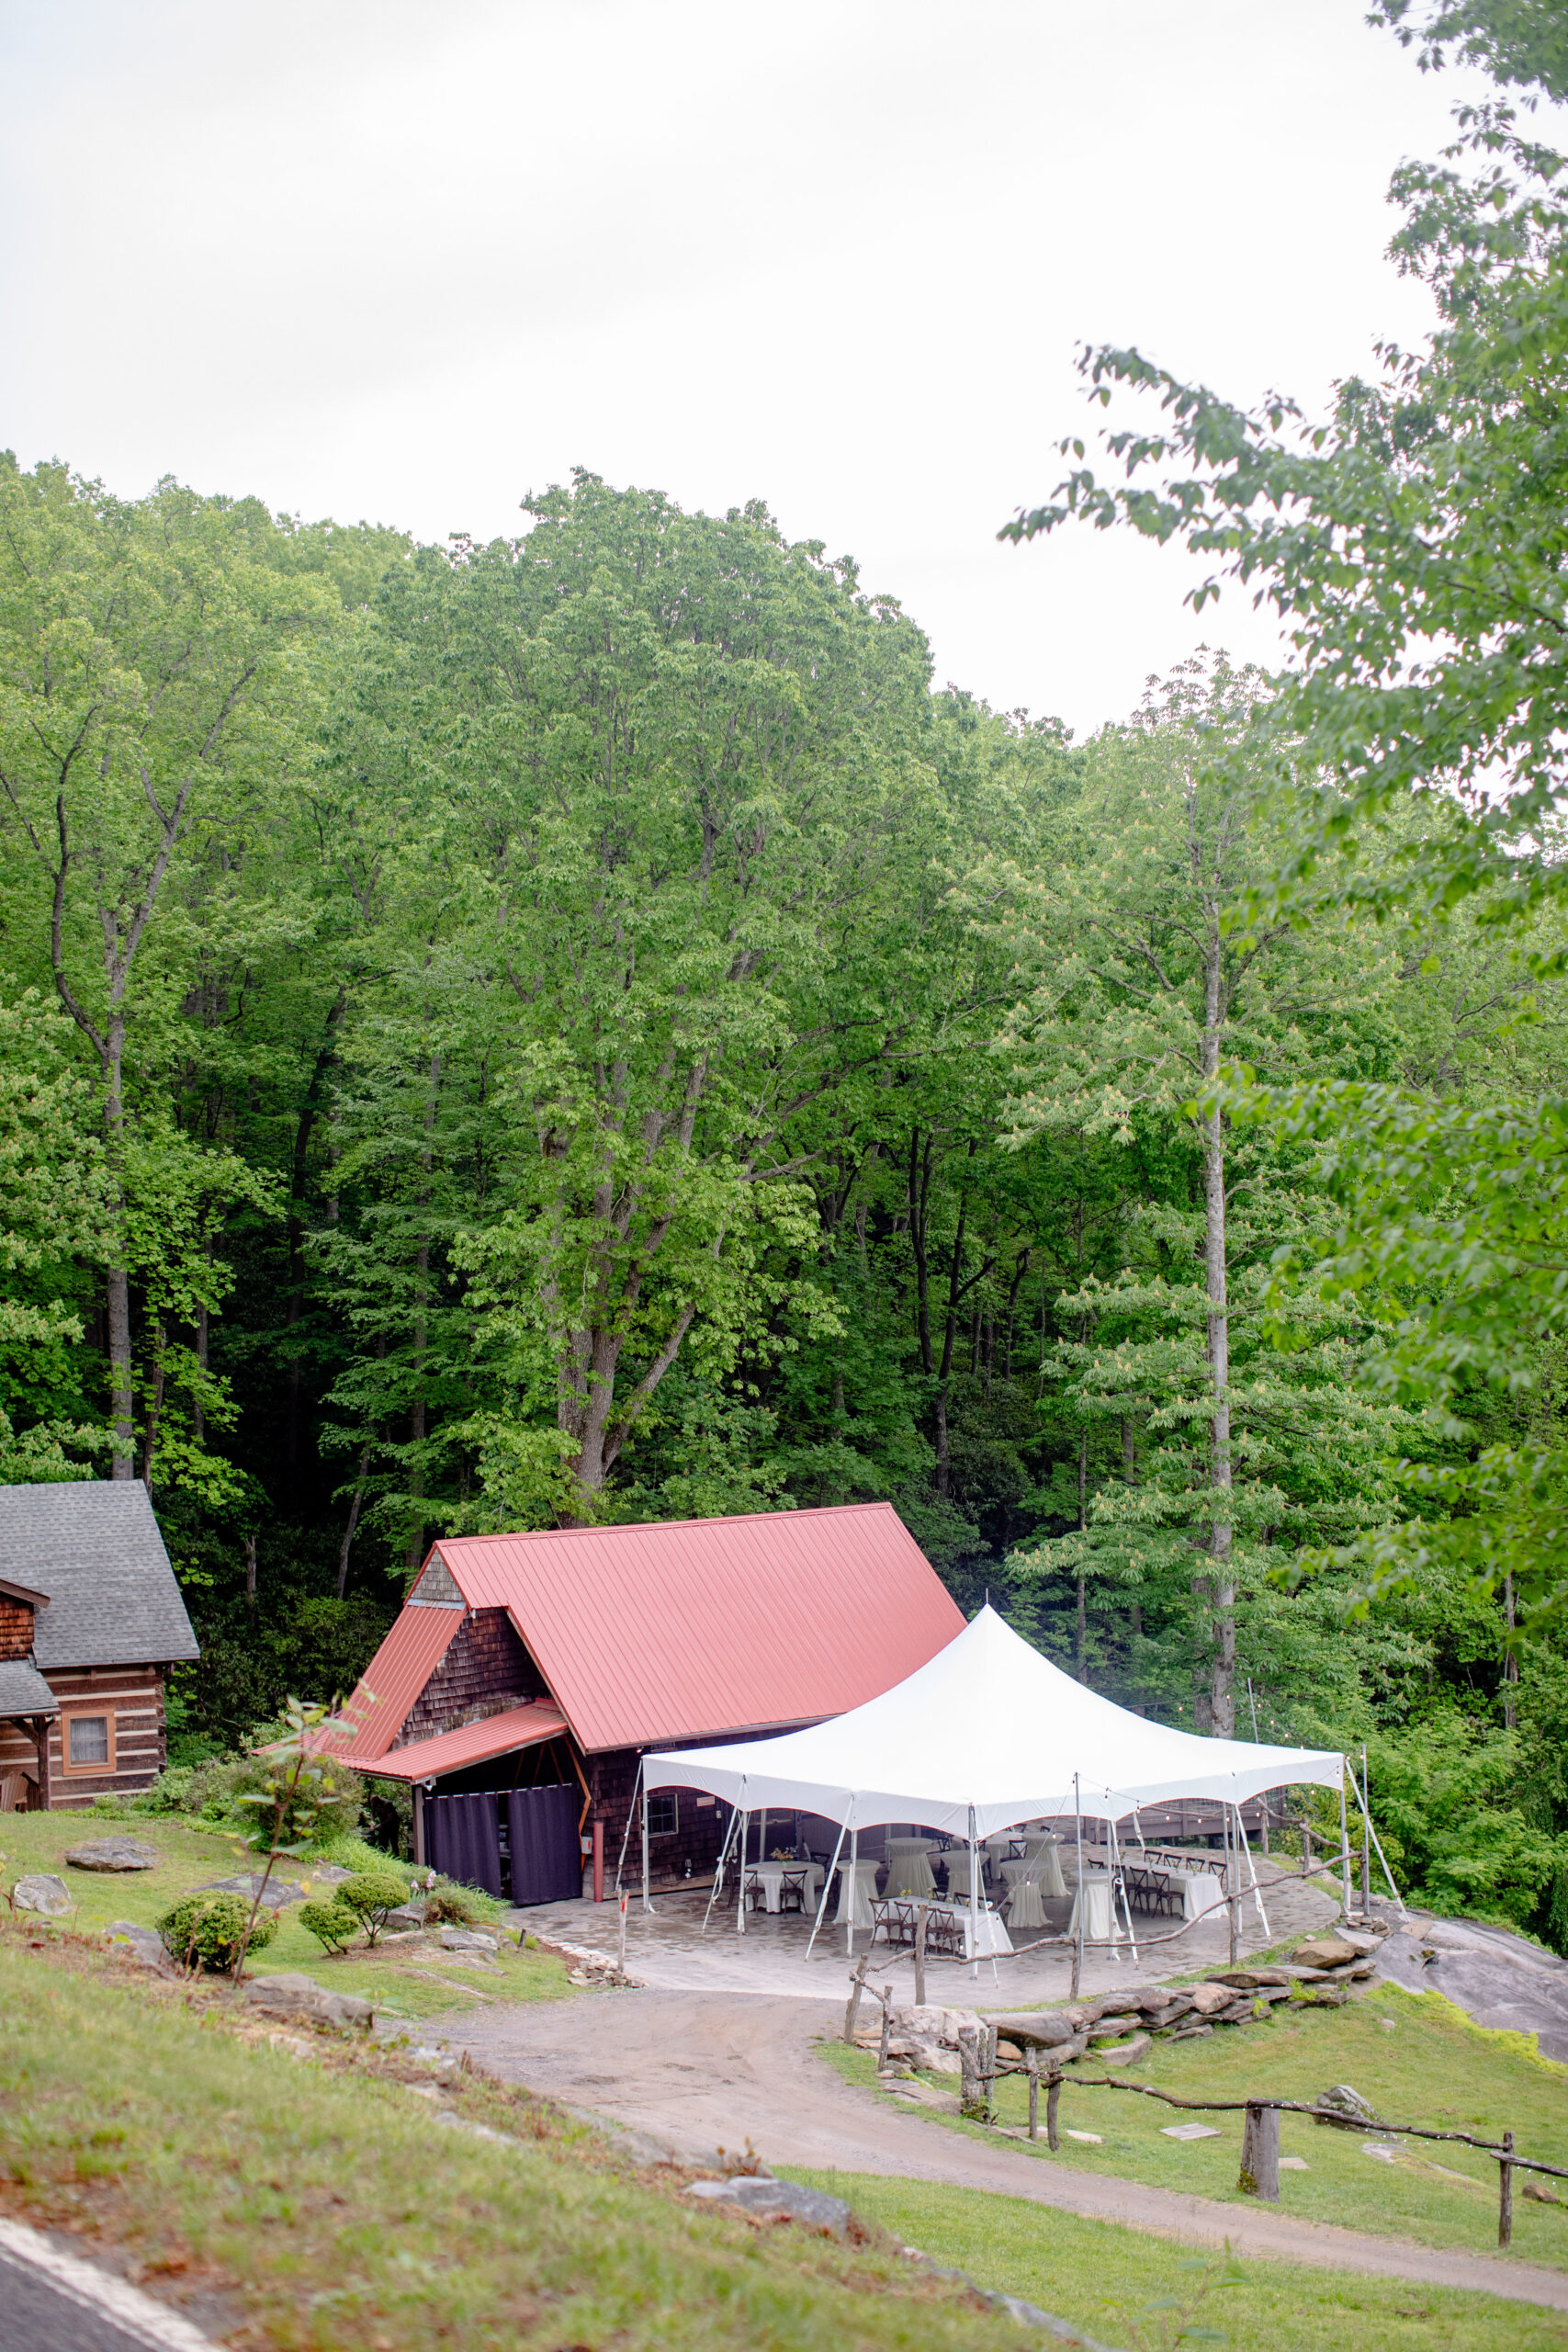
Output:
[{"xmin": 948, "ymin": 2025, "xmax": 1564, "ymax": 2248}]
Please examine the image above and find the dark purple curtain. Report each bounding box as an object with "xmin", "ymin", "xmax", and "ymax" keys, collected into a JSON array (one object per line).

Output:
[
  {"xmin": 507, "ymin": 1782, "xmax": 581, "ymax": 1906},
  {"xmin": 426, "ymin": 1791, "xmax": 503, "ymax": 1896}
]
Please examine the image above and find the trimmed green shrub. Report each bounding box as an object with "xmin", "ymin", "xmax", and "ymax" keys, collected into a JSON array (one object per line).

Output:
[
  {"xmin": 336, "ymin": 1871, "xmax": 412, "ymax": 1946},
  {"xmin": 156, "ymin": 1893, "xmax": 277, "ymax": 1973},
  {"xmin": 299, "ymin": 1899, "xmax": 361, "ymax": 1955}
]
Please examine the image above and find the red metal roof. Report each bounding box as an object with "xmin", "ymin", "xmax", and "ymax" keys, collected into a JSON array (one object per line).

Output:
[
  {"xmin": 313, "ymin": 1602, "xmax": 464, "ymax": 1764},
  {"xmin": 366, "ymin": 1702, "xmax": 571, "ymax": 1783},
  {"xmin": 427, "ymin": 1501, "xmax": 964, "ymax": 1754}
]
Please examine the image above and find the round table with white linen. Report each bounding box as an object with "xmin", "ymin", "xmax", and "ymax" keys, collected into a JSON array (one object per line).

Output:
[
  {"xmin": 1067, "ymin": 1871, "xmax": 1119, "ymax": 1944},
  {"xmin": 832, "ymin": 1856, "xmax": 884, "ymax": 1928},
  {"xmin": 999, "ymin": 1850, "xmax": 1066, "ymax": 1925},
  {"xmin": 747, "ymin": 1860, "xmax": 825, "ymax": 1915},
  {"xmin": 884, "ymin": 1838, "xmax": 939, "ymax": 1898},
  {"xmin": 943, "ymin": 1852, "xmax": 986, "ymax": 1902}
]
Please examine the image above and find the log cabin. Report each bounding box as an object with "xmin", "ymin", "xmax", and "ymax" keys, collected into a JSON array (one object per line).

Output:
[
  {"xmin": 315, "ymin": 1501, "xmax": 964, "ymax": 1905},
  {"xmin": 0, "ymin": 1481, "xmax": 199, "ymax": 1810}
]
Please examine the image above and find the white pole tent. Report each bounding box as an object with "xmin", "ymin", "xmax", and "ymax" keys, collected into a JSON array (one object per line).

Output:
[{"xmin": 642, "ymin": 1605, "xmax": 1344, "ymax": 1951}]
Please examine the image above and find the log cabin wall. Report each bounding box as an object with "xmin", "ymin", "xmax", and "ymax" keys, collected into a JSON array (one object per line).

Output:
[
  {"xmin": 0, "ymin": 1663, "xmax": 167, "ymax": 1809},
  {"xmin": 399, "ymin": 1610, "xmax": 548, "ymax": 1748}
]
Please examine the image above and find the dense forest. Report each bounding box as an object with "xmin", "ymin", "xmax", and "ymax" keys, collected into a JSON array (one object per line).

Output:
[{"xmin": 5, "ymin": 0, "xmax": 1568, "ymax": 1943}]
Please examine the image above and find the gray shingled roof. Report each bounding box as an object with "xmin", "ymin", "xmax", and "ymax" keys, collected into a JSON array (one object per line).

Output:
[
  {"xmin": 0, "ymin": 1658, "xmax": 58, "ymax": 1715},
  {"xmin": 0, "ymin": 1481, "xmax": 199, "ymax": 1668}
]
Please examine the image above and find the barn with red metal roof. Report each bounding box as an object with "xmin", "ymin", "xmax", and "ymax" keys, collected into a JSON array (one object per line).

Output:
[{"xmin": 320, "ymin": 1501, "xmax": 962, "ymax": 1905}]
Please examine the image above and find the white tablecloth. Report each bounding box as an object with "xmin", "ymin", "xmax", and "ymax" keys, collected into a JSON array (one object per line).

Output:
[
  {"xmin": 748, "ymin": 1861, "xmax": 824, "ymax": 1915},
  {"xmin": 1067, "ymin": 1872, "xmax": 1117, "ymax": 1943},
  {"xmin": 833, "ymin": 1857, "xmax": 883, "ymax": 1928},
  {"xmin": 944, "ymin": 1854, "xmax": 985, "ymax": 1901},
  {"xmin": 961, "ymin": 1904, "xmax": 1013, "ymax": 1960},
  {"xmin": 1000, "ymin": 1849, "xmax": 1066, "ymax": 1924},
  {"xmin": 1168, "ymin": 1866, "xmax": 1226, "ymax": 1920},
  {"xmin": 884, "ymin": 1838, "xmax": 938, "ymax": 1897}
]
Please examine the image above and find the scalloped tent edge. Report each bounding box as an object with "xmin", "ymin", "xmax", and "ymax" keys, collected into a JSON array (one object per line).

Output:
[{"xmin": 643, "ymin": 1602, "xmax": 1343, "ymax": 1838}]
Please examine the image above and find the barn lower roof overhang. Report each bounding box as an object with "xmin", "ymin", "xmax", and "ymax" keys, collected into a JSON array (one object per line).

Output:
[{"xmin": 365, "ymin": 1702, "xmax": 572, "ymax": 1784}]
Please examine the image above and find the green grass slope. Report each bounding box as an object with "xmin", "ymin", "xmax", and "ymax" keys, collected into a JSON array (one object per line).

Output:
[
  {"xmin": 0, "ymin": 1813, "xmax": 572, "ymax": 2017},
  {"xmin": 0, "ymin": 1930, "xmax": 1040, "ymax": 2352},
  {"xmin": 784, "ymin": 2171, "xmax": 1568, "ymax": 2352},
  {"xmin": 818, "ymin": 1984, "xmax": 1568, "ymax": 2267}
]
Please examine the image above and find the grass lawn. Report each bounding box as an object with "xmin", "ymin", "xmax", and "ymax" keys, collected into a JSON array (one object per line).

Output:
[
  {"xmin": 0, "ymin": 1928, "xmax": 1041, "ymax": 2352},
  {"xmin": 816, "ymin": 1984, "xmax": 1568, "ymax": 2270},
  {"xmin": 0, "ymin": 1813, "xmax": 575, "ymax": 2019},
  {"xmin": 781, "ymin": 2170, "xmax": 1568, "ymax": 2352}
]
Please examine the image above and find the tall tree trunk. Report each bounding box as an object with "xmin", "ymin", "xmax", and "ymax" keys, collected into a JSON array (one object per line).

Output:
[
  {"xmin": 243, "ymin": 1532, "xmax": 257, "ymax": 1608},
  {"xmin": 140, "ymin": 1325, "xmax": 165, "ymax": 1487},
  {"xmin": 1075, "ymin": 1426, "xmax": 1089, "ymax": 1679},
  {"xmin": 103, "ymin": 1021, "xmax": 136, "ymax": 1477},
  {"xmin": 404, "ymin": 1052, "xmax": 440, "ymax": 1573},
  {"xmin": 1503, "ymin": 1571, "xmax": 1518, "ymax": 1730},
  {"xmin": 1201, "ymin": 921, "xmax": 1235, "ymax": 1738}
]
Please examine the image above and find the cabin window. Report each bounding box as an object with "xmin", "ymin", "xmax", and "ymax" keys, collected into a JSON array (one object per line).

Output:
[
  {"xmin": 647, "ymin": 1792, "xmax": 678, "ymax": 1838},
  {"xmin": 62, "ymin": 1712, "xmax": 114, "ymax": 1773}
]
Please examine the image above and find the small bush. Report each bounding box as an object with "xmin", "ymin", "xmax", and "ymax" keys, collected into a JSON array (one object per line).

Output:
[
  {"xmin": 336, "ymin": 1871, "xmax": 412, "ymax": 1945},
  {"xmin": 157, "ymin": 1893, "xmax": 277, "ymax": 1973},
  {"xmin": 423, "ymin": 1883, "xmax": 477, "ymax": 1926},
  {"xmin": 299, "ymin": 1899, "xmax": 361, "ymax": 1955}
]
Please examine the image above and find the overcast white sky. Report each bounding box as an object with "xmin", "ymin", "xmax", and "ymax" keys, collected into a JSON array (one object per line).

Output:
[{"xmin": 0, "ymin": 1, "xmax": 1497, "ymax": 734}]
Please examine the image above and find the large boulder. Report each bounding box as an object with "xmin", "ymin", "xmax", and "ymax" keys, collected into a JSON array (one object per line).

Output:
[
  {"xmin": 103, "ymin": 1920, "xmax": 176, "ymax": 1976},
  {"xmin": 687, "ymin": 2177, "xmax": 850, "ymax": 2236},
  {"xmin": 13, "ymin": 1872, "xmax": 73, "ymax": 1916},
  {"xmin": 1314, "ymin": 2082, "xmax": 1376, "ymax": 2128},
  {"xmin": 1095, "ymin": 2030, "xmax": 1153, "ymax": 2068},
  {"xmin": 1186, "ymin": 1982, "xmax": 1235, "ymax": 2017},
  {"xmin": 196, "ymin": 1874, "xmax": 310, "ymax": 1910},
  {"xmin": 984, "ymin": 2009, "xmax": 1079, "ymax": 2048},
  {"xmin": 65, "ymin": 1838, "xmax": 160, "ymax": 1872},
  {"xmin": 243, "ymin": 1973, "xmax": 374, "ymax": 2033},
  {"xmin": 1293, "ymin": 1935, "xmax": 1361, "ymax": 1970}
]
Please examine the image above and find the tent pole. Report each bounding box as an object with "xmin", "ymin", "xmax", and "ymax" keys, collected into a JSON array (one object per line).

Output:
[
  {"xmin": 1238, "ymin": 1801, "xmax": 1269, "ymax": 1935},
  {"xmin": 759, "ymin": 1804, "xmax": 768, "ymax": 1868},
  {"xmin": 702, "ymin": 1801, "xmax": 742, "ymax": 1936},
  {"xmin": 968, "ymin": 1806, "xmax": 980, "ymax": 1982},
  {"xmin": 1360, "ymin": 1745, "xmax": 1372, "ymax": 1916},
  {"xmin": 1071, "ymin": 1774, "xmax": 1084, "ymax": 2001},
  {"xmin": 847, "ymin": 1822, "xmax": 858, "ymax": 1956},
  {"xmin": 1337, "ymin": 1758, "xmax": 1354, "ymax": 1918},
  {"xmin": 1349, "ymin": 1753, "xmax": 1407, "ymax": 1917},
  {"xmin": 641, "ymin": 1773, "xmax": 652, "ymax": 1915},
  {"xmin": 613, "ymin": 1758, "xmax": 641, "ymax": 1901},
  {"xmin": 736, "ymin": 1808, "xmax": 749, "ymax": 1935},
  {"xmin": 807, "ymin": 1815, "xmax": 849, "ymax": 1961},
  {"xmin": 1111, "ymin": 1814, "xmax": 1136, "ymax": 1964}
]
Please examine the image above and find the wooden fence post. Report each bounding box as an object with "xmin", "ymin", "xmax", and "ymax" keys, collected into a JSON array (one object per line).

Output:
[
  {"xmin": 1500, "ymin": 2130, "xmax": 1515, "ymax": 2248},
  {"xmin": 877, "ymin": 1984, "xmax": 894, "ymax": 2072},
  {"xmin": 958, "ymin": 2024, "xmax": 985, "ymax": 2118},
  {"xmin": 1238, "ymin": 2103, "xmax": 1280, "ymax": 2201},
  {"xmin": 1028, "ymin": 2048, "xmax": 1039, "ymax": 2143},
  {"xmin": 914, "ymin": 1902, "xmax": 929, "ymax": 2008},
  {"xmin": 1046, "ymin": 2068, "xmax": 1062, "ymax": 2152},
  {"xmin": 843, "ymin": 1953, "xmax": 869, "ymax": 2044}
]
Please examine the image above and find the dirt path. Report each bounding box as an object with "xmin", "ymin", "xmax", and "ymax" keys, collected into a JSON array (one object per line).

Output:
[{"xmin": 434, "ymin": 1987, "xmax": 1568, "ymax": 2313}]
